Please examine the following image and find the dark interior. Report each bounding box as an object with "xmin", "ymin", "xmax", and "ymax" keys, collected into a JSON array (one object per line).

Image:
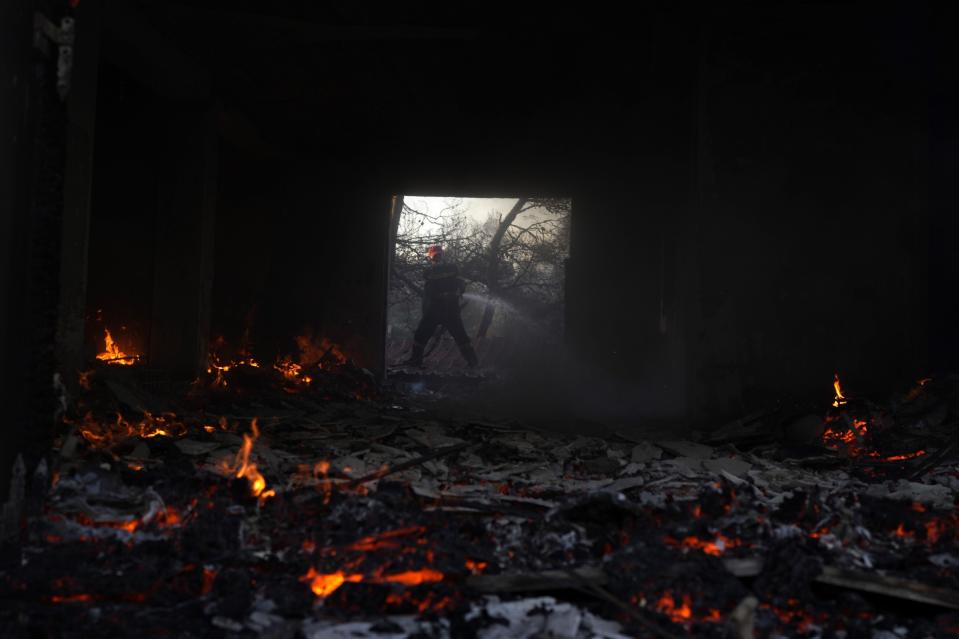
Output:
[{"xmin": 2, "ymin": 1, "xmax": 958, "ymax": 637}]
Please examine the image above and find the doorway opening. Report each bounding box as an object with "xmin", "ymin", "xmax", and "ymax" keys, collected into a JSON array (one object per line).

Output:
[{"xmin": 386, "ymin": 195, "xmax": 572, "ymax": 374}]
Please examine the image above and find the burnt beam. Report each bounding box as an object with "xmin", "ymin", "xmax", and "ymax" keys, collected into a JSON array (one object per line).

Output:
[{"xmin": 56, "ymin": 0, "xmax": 102, "ymax": 383}]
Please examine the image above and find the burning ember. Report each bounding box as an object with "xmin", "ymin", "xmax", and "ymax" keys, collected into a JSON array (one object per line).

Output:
[
  {"xmin": 221, "ymin": 418, "xmax": 275, "ymax": 503},
  {"xmin": 290, "ymin": 524, "xmax": 453, "ymax": 610},
  {"xmin": 822, "ymin": 416, "xmax": 869, "ymax": 452},
  {"xmin": 664, "ymin": 533, "xmax": 743, "ymax": 556},
  {"xmin": 50, "ymin": 593, "xmax": 95, "ymax": 604},
  {"xmin": 203, "ymin": 333, "xmax": 353, "ymax": 394},
  {"xmin": 274, "ymin": 357, "xmax": 310, "ymax": 384},
  {"xmin": 206, "ymin": 351, "xmax": 261, "ymax": 388},
  {"xmin": 24, "ymin": 342, "xmax": 958, "ymax": 637},
  {"xmin": 761, "ymin": 600, "xmax": 819, "ymax": 634},
  {"xmin": 299, "ymin": 566, "xmax": 444, "ymax": 599},
  {"xmin": 95, "ymin": 328, "xmax": 139, "ymax": 365},
  {"xmin": 877, "ymin": 450, "xmax": 926, "ymax": 462},
  {"xmin": 296, "ymin": 333, "xmax": 347, "ymax": 369},
  {"xmin": 74, "ymin": 410, "xmax": 188, "ymax": 447},
  {"xmin": 655, "ymin": 591, "xmax": 693, "ymax": 622},
  {"xmin": 652, "ymin": 591, "xmax": 722, "ymax": 624},
  {"xmin": 347, "ymin": 526, "xmax": 427, "ymax": 551},
  {"xmin": 821, "ymin": 375, "xmax": 928, "ymax": 462},
  {"xmin": 273, "ymin": 334, "xmax": 348, "ymax": 387}
]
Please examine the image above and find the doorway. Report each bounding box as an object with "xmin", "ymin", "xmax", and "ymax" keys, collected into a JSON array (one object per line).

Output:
[{"xmin": 387, "ymin": 195, "xmax": 572, "ymax": 374}]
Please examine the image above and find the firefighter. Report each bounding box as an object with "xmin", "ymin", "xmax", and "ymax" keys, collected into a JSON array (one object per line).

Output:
[{"xmin": 406, "ymin": 244, "xmax": 478, "ymax": 368}]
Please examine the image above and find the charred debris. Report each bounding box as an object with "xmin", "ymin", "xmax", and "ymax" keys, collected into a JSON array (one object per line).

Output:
[{"xmin": 1, "ymin": 339, "xmax": 958, "ymax": 639}]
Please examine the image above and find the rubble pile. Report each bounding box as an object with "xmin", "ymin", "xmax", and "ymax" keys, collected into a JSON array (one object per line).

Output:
[{"xmin": 1, "ymin": 365, "xmax": 958, "ymax": 638}]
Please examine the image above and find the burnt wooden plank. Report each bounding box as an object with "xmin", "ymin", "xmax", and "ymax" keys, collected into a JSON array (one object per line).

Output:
[
  {"xmin": 467, "ymin": 566, "xmax": 607, "ymax": 593},
  {"xmin": 817, "ymin": 565, "xmax": 959, "ymax": 611}
]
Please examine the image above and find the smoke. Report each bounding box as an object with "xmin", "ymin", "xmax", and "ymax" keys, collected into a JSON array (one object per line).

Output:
[{"xmin": 425, "ymin": 344, "xmax": 687, "ymax": 434}]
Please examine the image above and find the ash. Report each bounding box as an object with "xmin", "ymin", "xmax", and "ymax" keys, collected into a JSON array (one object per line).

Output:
[{"xmin": 2, "ymin": 362, "xmax": 958, "ymax": 639}]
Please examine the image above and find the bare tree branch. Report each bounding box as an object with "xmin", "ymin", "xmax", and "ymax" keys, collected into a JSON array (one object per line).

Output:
[
  {"xmin": 390, "ymin": 265, "xmax": 424, "ymax": 297},
  {"xmin": 389, "ymin": 196, "xmax": 571, "ymax": 340}
]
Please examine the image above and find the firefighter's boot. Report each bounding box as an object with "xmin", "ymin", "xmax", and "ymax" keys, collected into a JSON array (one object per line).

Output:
[{"xmin": 458, "ymin": 343, "xmax": 479, "ymax": 368}]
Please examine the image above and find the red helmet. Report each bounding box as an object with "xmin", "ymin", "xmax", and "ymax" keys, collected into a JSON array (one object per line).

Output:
[{"xmin": 426, "ymin": 245, "xmax": 443, "ymax": 259}]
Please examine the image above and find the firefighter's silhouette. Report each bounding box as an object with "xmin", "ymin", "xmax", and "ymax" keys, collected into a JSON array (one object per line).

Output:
[{"xmin": 406, "ymin": 245, "xmax": 478, "ymax": 368}]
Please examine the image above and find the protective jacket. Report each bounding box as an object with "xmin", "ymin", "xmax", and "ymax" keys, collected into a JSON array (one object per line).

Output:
[{"xmin": 408, "ymin": 261, "xmax": 477, "ymax": 367}]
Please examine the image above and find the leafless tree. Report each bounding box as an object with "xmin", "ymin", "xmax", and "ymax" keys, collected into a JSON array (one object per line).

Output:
[{"xmin": 389, "ymin": 197, "xmax": 571, "ymax": 341}]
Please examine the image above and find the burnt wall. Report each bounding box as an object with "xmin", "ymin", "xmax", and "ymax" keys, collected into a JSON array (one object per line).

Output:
[
  {"xmin": 685, "ymin": 5, "xmax": 933, "ymax": 415},
  {"xmin": 90, "ymin": 2, "xmax": 947, "ymax": 422},
  {"xmin": 928, "ymin": 3, "xmax": 959, "ymax": 374},
  {"xmin": 208, "ymin": 5, "xmax": 694, "ymax": 384},
  {"xmin": 1, "ymin": 0, "xmax": 68, "ymax": 497},
  {"xmin": 212, "ymin": 155, "xmax": 391, "ymax": 367}
]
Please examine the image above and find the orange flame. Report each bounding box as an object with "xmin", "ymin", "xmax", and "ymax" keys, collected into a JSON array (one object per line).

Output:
[
  {"xmin": 224, "ymin": 418, "xmax": 275, "ymax": 503},
  {"xmin": 382, "ymin": 569, "xmax": 444, "ymax": 586},
  {"xmin": 299, "ymin": 566, "xmax": 444, "ymax": 598},
  {"xmin": 96, "ymin": 329, "xmax": 138, "ymax": 365},
  {"xmin": 832, "ymin": 373, "xmax": 847, "ymax": 408},
  {"xmin": 465, "ymin": 559, "xmax": 488, "ymax": 575},
  {"xmin": 348, "ymin": 526, "xmax": 426, "ymax": 552},
  {"xmin": 301, "ymin": 569, "xmax": 353, "ymax": 596},
  {"xmin": 71, "ymin": 512, "xmax": 139, "ymax": 533},
  {"xmin": 894, "ymin": 523, "xmax": 914, "ymax": 539},
  {"xmin": 665, "ymin": 533, "xmax": 741, "ymax": 556},
  {"xmin": 272, "ymin": 335, "xmax": 347, "ymax": 387},
  {"xmin": 656, "ymin": 592, "xmax": 693, "ymax": 622},
  {"xmin": 206, "ymin": 351, "xmax": 260, "ymax": 389},
  {"xmin": 75, "ymin": 411, "xmax": 188, "ymax": 448},
  {"xmin": 823, "ymin": 376, "xmax": 933, "ymax": 460},
  {"xmin": 274, "ymin": 357, "xmax": 304, "ymax": 382},
  {"xmin": 649, "ymin": 591, "xmax": 721, "ymax": 625},
  {"xmin": 155, "ymin": 505, "xmax": 182, "ymax": 528}
]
